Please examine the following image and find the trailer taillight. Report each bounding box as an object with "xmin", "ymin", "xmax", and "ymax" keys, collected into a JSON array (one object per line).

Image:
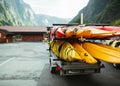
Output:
[{"xmin": 56, "ymin": 66, "xmax": 61, "ymax": 71}]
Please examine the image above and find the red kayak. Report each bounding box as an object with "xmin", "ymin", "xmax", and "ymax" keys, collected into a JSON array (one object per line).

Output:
[
  {"xmin": 50, "ymin": 27, "xmax": 65, "ymax": 39},
  {"xmin": 96, "ymin": 26, "xmax": 120, "ymax": 32}
]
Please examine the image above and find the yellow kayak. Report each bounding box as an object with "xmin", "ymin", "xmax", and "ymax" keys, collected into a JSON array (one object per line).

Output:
[
  {"xmin": 49, "ymin": 40, "xmax": 65, "ymax": 56},
  {"xmin": 50, "ymin": 41, "xmax": 82, "ymax": 61},
  {"xmin": 49, "ymin": 41, "xmax": 57, "ymax": 55},
  {"xmin": 50, "ymin": 41, "xmax": 98, "ymax": 64},
  {"xmin": 72, "ymin": 42, "xmax": 97, "ymax": 64},
  {"xmin": 83, "ymin": 42, "xmax": 120, "ymax": 63},
  {"xmin": 96, "ymin": 43, "xmax": 120, "ymax": 52}
]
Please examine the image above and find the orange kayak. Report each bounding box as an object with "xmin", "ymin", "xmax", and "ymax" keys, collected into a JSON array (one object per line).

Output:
[
  {"xmin": 72, "ymin": 42, "xmax": 97, "ymax": 64},
  {"xmin": 65, "ymin": 26, "xmax": 116, "ymax": 38}
]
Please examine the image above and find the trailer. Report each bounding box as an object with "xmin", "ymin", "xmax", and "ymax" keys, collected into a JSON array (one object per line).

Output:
[
  {"xmin": 49, "ymin": 50, "xmax": 104, "ymax": 76},
  {"xmin": 47, "ymin": 24, "xmax": 104, "ymax": 76}
]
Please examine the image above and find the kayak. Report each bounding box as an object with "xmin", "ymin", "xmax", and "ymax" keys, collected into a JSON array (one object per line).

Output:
[
  {"xmin": 85, "ymin": 26, "xmax": 116, "ymax": 38},
  {"xmin": 72, "ymin": 42, "xmax": 97, "ymax": 64},
  {"xmin": 83, "ymin": 42, "xmax": 120, "ymax": 63},
  {"xmin": 76, "ymin": 29, "xmax": 91, "ymax": 38},
  {"xmin": 50, "ymin": 41, "xmax": 98, "ymax": 64},
  {"xmin": 50, "ymin": 27, "xmax": 65, "ymax": 39},
  {"xmin": 50, "ymin": 40, "xmax": 82, "ymax": 61},
  {"xmin": 49, "ymin": 40, "xmax": 65, "ymax": 56},
  {"xmin": 50, "ymin": 26, "xmax": 116, "ymax": 39},
  {"xmin": 59, "ymin": 41, "xmax": 82, "ymax": 61},
  {"xmin": 97, "ymin": 26, "xmax": 120, "ymax": 32},
  {"xmin": 105, "ymin": 40, "xmax": 120, "ymax": 49},
  {"xmin": 63, "ymin": 26, "xmax": 90, "ymax": 38},
  {"xmin": 94, "ymin": 26, "xmax": 120, "ymax": 37},
  {"xmin": 97, "ymin": 43, "xmax": 120, "ymax": 52}
]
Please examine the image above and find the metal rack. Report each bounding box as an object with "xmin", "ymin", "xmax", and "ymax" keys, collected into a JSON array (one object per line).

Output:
[{"xmin": 46, "ymin": 25, "xmax": 104, "ymax": 76}]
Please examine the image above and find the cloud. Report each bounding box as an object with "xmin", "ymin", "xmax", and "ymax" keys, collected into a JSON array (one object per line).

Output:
[{"xmin": 23, "ymin": 0, "xmax": 89, "ymax": 18}]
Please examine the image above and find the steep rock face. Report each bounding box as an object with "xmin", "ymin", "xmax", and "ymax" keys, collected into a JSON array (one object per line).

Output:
[
  {"xmin": 15, "ymin": 0, "xmax": 36, "ymax": 25},
  {"xmin": 98, "ymin": 0, "xmax": 120, "ymax": 23},
  {"xmin": 0, "ymin": 0, "xmax": 71, "ymax": 26},
  {"xmin": 0, "ymin": 0, "xmax": 36, "ymax": 26},
  {"xmin": 70, "ymin": 0, "xmax": 120, "ymax": 24}
]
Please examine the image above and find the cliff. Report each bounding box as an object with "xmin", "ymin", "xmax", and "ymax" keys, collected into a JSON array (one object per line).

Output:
[
  {"xmin": 70, "ymin": 0, "xmax": 120, "ymax": 25},
  {"xmin": 0, "ymin": 0, "xmax": 70, "ymax": 26},
  {"xmin": 0, "ymin": 0, "xmax": 36, "ymax": 26}
]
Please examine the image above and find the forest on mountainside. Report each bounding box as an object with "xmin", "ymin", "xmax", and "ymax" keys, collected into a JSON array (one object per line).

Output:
[{"xmin": 70, "ymin": 0, "xmax": 120, "ymax": 26}]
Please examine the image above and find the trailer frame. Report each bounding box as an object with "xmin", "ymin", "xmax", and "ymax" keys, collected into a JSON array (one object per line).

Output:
[{"xmin": 49, "ymin": 50, "xmax": 104, "ymax": 76}]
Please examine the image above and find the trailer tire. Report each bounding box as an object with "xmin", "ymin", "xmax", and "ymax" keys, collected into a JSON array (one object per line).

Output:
[
  {"xmin": 113, "ymin": 64, "xmax": 120, "ymax": 69},
  {"xmin": 50, "ymin": 67, "xmax": 56, "ymax": 73}
]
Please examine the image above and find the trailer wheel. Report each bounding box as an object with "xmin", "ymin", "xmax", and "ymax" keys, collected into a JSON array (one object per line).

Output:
[
  {"xmin": 50, "ymin": 67, "xmax": 56, "ymax": 73},
  {"xmin": 113, "ymin": 64, "xmax": 120, "ymax": 69}
]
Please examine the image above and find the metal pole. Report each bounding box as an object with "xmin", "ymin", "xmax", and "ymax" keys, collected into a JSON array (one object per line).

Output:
[{"xmin": 81, "ymin": 13, "xmax": 83, "ymax": 24}]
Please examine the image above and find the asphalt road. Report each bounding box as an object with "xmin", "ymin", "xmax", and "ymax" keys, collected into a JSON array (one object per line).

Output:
[
  {"xmin": 0, "ymin": 42, "xmax": 120, "ymax": 86},
  {"xmin": 0, "ymin": 42, "xmax": 49, "ymax": 86},
  {"xmin": 37, "ymin": 63, "xmax": 120, "ymax": 86}
]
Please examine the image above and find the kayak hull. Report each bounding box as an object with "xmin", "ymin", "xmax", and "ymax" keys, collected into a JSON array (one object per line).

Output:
[{"xmin": 83, "ymin": 42, "xmax": 120, "ymax": 64}]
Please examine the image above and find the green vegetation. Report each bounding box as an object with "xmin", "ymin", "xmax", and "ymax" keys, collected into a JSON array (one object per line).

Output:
[
  {"xmin": 0, "ymin": 20, "xmax": 13, "ymax": 25},
  {"xmin": 111, "ymin": 19, "xmax": 120, "ymax": 26},
  {"xmin": 0, "ymin": 0, "xmax": 36, "ymax": 26},
  {"xmin": 70, "ymin": 0, "xmax": 120, "ymax": 26}
]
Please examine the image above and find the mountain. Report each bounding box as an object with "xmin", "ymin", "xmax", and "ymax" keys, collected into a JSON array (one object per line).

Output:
[
  {"xmin": 35, "ymin": 14, "xmax": 71, "ymax": 26},
  {"xmin": 0, "ymin": 0, "xmax": 36, "ymax": 26},
  {"xmin": 70, "ymin": 0, "xmax": 120, "ymax": 25},
  {"xmin": 0, "ymin": 0, "xmax": 71, "ymax": 26}
]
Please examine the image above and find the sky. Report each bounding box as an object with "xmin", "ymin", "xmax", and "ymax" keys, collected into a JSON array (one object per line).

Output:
[{"xmin": 23, "ymin": 0, "xmax": 89, "ymax": 18}]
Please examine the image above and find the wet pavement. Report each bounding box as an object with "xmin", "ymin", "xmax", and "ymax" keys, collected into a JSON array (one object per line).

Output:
[
  {"xmin": 37, "ymin": 63, "xmax": 120, "ymax": 86},
  {"xmin": 0, "ymin": 42, "xmax": 120, "ymax": 86},
  {"xmin": 0, "ymin": 42, "xmax": 49, "ymax": 86}
]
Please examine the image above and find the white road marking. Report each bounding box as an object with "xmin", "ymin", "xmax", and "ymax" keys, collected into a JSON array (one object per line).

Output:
[{"xmin": 0, "ymin": 57, "xmax": 16, "ymax": 66}]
